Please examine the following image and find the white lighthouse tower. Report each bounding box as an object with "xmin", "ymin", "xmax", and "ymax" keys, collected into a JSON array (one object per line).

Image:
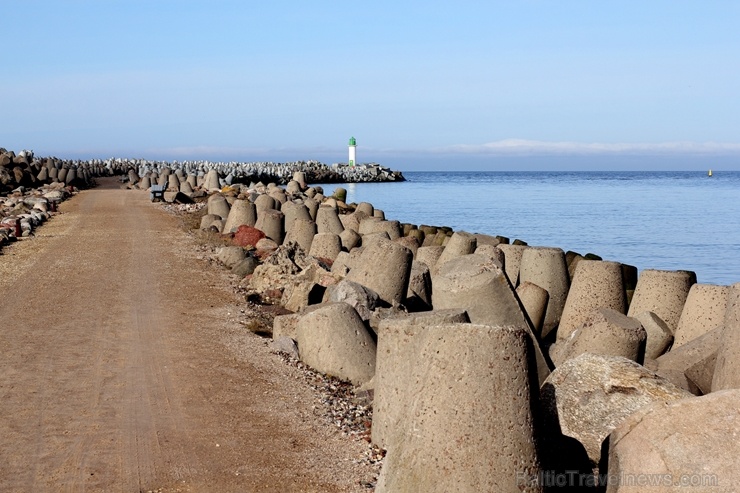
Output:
[{"xmin": 348, "ymin": 136, "xmax": 357, "ymax": 166}]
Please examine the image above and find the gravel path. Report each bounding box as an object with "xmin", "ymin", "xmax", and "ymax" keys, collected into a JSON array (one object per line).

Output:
[{"xmin": 0, "ymin": 178, "xmax": 376, "ymax": 492}]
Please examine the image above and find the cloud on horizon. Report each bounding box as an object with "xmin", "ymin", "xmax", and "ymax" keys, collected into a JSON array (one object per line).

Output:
[{"xmin": 427, "ymin": 139, "xmax": 740, "ymax": 156}]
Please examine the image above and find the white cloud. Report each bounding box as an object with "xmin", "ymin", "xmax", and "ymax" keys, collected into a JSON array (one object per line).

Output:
[{"xmin": 427, "ymin": 139, "xmax": 740, "ymax": 156}]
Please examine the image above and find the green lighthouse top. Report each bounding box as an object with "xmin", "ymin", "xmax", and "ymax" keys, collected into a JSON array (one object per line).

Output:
[{"xmin": 349, "ymin": 136, "xmax": 356, "ymax": 146}]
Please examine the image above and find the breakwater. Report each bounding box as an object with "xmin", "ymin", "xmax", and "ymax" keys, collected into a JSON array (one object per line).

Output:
[{"xmin": 184, "ymin": 174, "xmax": 739, "ymax": 491}]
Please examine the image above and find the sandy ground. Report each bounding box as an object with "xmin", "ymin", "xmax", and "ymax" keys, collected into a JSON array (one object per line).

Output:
[{"xmin": 0, "ymin": 178, "xmax": 376, "ymax": 493}]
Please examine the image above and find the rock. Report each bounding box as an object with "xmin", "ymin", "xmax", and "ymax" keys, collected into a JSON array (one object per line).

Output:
[
  {"xmin": 322, "ymin": 279, "xmax": 380, "ymax": 322},
  {"xmin": 199, "ymin": 213, "xmax": 222, "ymax": 230},
  {"xmin": 541, "ymin": 353, "xmax": 692, "ymax": 470},
  {"xmin": 232, "ymin": 225, "xmax": 266, "ymax": 247},
  {"xmin": 270, "ymin": 336, "xmax": 299, "ymax": 359},
  {"xmin": 606, "ymin": 389, "xmax": 740, "ymax": 492},
  {"xmin": 231, "ymin": 257, "xmax": 258, "ymax": 277},
  {"xmin": 295, "ymin": 302, "xmax": 376, "ymax": 385},
  {"xmin": 216, "ymin": 246, "xmax": 246, "ymax": 269},
  {"xmin": 375, "ymin": 323, "xmax": 542, "ymax": 493}
]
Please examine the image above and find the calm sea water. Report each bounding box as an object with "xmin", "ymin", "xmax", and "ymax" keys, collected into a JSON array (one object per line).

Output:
[{"xmin": 318, "ymin": 171, "xmax": 740, "ymax": 286}]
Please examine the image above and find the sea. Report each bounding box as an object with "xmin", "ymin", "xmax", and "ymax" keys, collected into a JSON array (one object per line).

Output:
[{"xmin": 317, "ymin": 170, "xmax": 740, "ymax": 286}]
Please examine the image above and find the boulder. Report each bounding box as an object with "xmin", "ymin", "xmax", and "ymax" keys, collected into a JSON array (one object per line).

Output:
[
  {"xmin": 540, "ymin": 353, "xmax": 692, "ymax": 470},
  {"xmin": 232, "ymin": 225, "xmax": 266, "ymax": 248},
  {"xmin": 606, "ymin": 390, "xmax": 740, "ymax": 492},
  {"xmin": 322, "ymin": 279, "xmax": 380, "ymax": 322},
  {"xmin": 216, "ymin": 246, "xmax": 246, "ymax": 269}
]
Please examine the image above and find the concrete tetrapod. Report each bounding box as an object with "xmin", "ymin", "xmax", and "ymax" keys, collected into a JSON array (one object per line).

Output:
[
  {"xmin": 673, "ymin": 283, "xmax": 729, "ymax": 348},
  {"xmin": 308, "ymin": 233, "xmax": 342, "ymax": 262},
  {"xmin": 498, "ymin": 243, "xmax": 528, "ymax": 288},
  {"xmin": 371, "ymin": 309, "xmax": 470, "ymax": 450},
  {"xmin": 282, "ymin": 218, "xmax": 316, "ymax": 253},
  {"xmin": 375, "ymin": 323, "xmax": 543, "ymax": 493},
  {"xmin": 711, "ymin": 282, "xmax": 740, "ymax": 391},
  {"xmin": 254, "ymin": 209, "xmax": 285, "ymax": 244},
  {"xmin": 345, "ymin": 237, "xmax": 412, "ymax": 306},
  {"xmin": 315, "ymin": 206, "xmax": 344, "ymax": 235},
  {"xmin": 207, "ymin": 194, "xmax": 231, "ymax": 220},
  {"xmin": 432, "ymin": 253, "xmax": 551, "ymax": 385},
  {"xmin": 519, "ymin": 246, "xmax": 570, "ymax": 338},
  {"xmin": 626, "ymin": 269, "xmax": 696, "ymax": 334},
  {"xmin": 223, "ymin": 199, "xmax": 257, "ymax": 233},
  {"xmin": 432, "ymin": 231, "xmax": 477, "ymax": 275},
  {"xmin": 558, "ymin": 260, "xmax": 627, "ymax": 343},
  {"xmin": 551, "ymin": 308, "xmax": 647, "ymax": 366},
  {"xmin": 295, "ymin": 302, "xmax": 376, "ymax": 385}
]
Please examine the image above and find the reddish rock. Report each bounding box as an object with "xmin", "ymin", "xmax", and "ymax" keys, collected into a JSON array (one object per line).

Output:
[{"xmin": 232, "ymin": 225, "xmax": 266, "ymax": 247}]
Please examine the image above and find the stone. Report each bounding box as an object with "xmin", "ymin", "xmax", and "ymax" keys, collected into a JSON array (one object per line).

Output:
[
  {"xmin": 519, "ymin": 246, "xmax": 570, "ymax": 338},
  {"xmin": 231, "ymin": 257, "xmax": 258, "ymax": 277},
  {"xmin": 558, "ymin": 260, "xmax": 627, "ymax": 343},
  {"xmin": 216, "ymin": 246, "xmax": 246, "ymax": 269},
  {"xmin": 673, "ymin": 283, "xmax": 729, "ymax": 348},
  {"xmin": 552, "ymin": 308, "xmax": 647, "ymax": 366},
  {"xmin": 281, "ymin": 279, "xmax": 325, "ymax": 313},
  {"xmin": 345, "ymin": 237, "xmax": 412, "ymax": 306},
  {"xmin": 322, "ymin": 279, "xmax": 380, "ymax": 322},
  {"xmin": 232, "ymin": 225, "xmax": 266, "ymax": 248},
  {"xmin": 295, "ymin": 302, "xmax": 376, "ymax": 385},
  {"xmin": 711, "ymin": 282, "xmax": 740, "ymax": 391},
  {"xmin": 270, "ymin": 336, "xmax": 299, "ymax": 359},
  {"xmin": 633, "ymin": 311, "xmax": 674, "ymax": 360},
  {"xmin": 606, "ymin": 389, "xmax": 740, "ymax": 492},
  {"xmin": 375, "ymin": 323, "xmax": 542, "ymax": 493},
  {"xmin": 626, "ymin": 269, "xmax": 696, "ymax": 334},
  {"xmin": 541, "ymin": 353, "xmax": 692, "ymax": 470}
]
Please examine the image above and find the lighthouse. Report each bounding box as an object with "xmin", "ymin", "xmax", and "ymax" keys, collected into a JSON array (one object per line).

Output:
[{"xmin": 348, "ymin": 136, "xmax": 357, "ymax": 166}]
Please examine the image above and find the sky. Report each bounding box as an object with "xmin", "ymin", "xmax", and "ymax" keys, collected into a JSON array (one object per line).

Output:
[{"xmin": 3, "ymin": 1, "xmax": 740, "ymax": 171}]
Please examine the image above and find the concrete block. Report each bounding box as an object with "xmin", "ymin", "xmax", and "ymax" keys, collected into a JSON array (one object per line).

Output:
[{"xmin": 519, "ymin": 246, "xmax": 570, "ymax": 338}]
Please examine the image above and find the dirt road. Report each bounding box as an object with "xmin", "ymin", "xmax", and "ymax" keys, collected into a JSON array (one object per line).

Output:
[{"xmin": 0, "ymin": 179, "xmax": 373, "ymax": 492}]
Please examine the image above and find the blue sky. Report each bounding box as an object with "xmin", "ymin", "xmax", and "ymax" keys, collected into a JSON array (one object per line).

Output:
[{"xmin": 3, "ymin": 1, "xmax": 740, "ymax": 170}]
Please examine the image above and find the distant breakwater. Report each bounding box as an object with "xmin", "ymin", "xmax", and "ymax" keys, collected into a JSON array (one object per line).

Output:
[{"xmin": 1, "ymin": 148, "xmax": 405, "ymax": 193}]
